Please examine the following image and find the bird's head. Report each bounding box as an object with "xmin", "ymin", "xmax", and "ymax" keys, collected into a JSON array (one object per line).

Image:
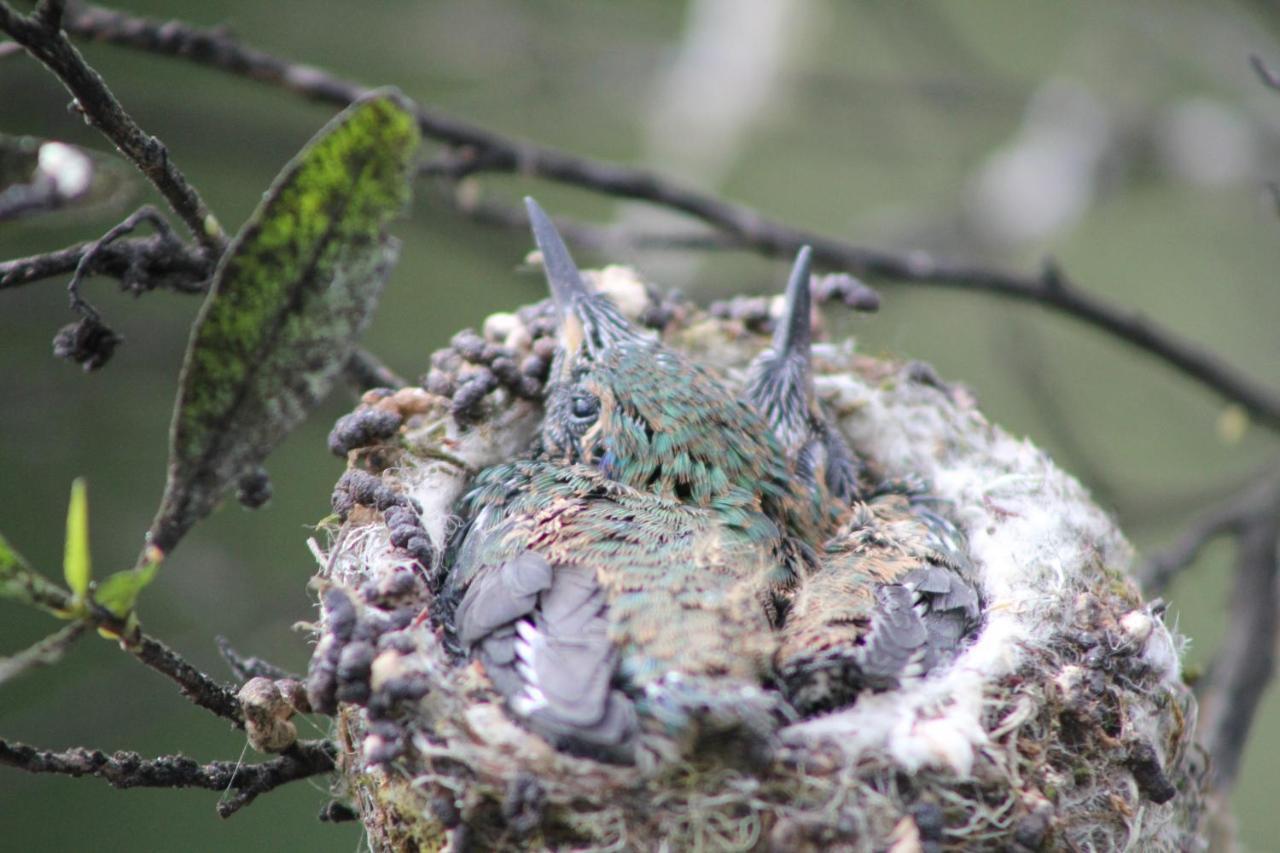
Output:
[
  {"xmin": 744, "ymin": 247, "xmax": 863, "ymax": 509},
  {"xmin": 526, "ymin": 197, "xmax": 792, "ymax": 509}
]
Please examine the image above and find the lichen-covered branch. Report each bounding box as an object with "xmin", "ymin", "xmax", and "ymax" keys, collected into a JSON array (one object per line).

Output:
[{"xmin": 0, "ymin": 737, "xmax": 336, "ymax": 817}]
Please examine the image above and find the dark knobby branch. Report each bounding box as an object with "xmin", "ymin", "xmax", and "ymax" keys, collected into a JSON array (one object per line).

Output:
[
  {"xmin": 48, "ymin": 3, "xmax": 1280, "ymax": 433},
  {"xmin": 0, "ymin": 234, "xmax": 210, "ymax": 294},
  {"xmin": 0, "ymin": 737, "xmax": 336, "ymax": 818},
  {"xmin": 131, "ymin": 632, "xmax": 244, "ymax": 725},
  {"xmin": 216, "ymin": 635, "xmax": 300, "ymax": 683},
  {"xmin": 19, "ymin": 578, "xmax": 244, "ymax": 726},
  {"xmin": 1195, "ymin": 478, "xmax": 1280, "ymax": 793},
  {"xmin": 0, "ymin": 0, "xmax": 226, "ymax": 257}
]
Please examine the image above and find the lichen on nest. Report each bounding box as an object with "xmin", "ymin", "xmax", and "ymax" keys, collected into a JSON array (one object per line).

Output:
[{"xmin": 305, "ymin": 265, "xmax": 1204, "ymax": 851}]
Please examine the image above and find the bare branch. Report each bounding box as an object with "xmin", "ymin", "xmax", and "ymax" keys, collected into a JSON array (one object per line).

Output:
[
  {"xmin": 13, "ymin": 575, "xmax": 245, "ymax": 725},
  {"xmin": 1250, "ymin": 54, "xmax": 1280, "ymax": 92},
  {"xmin": 343, "ymin": 347, "xmax": 407, "ymax": 393},
  {"xmin": 1138, "ymin": 467, "xmax": 1280, "ymax": 596},
  {"xmin": 54, "ymin": 3, "xmax": 1280, "ymax": 433},
  {"xmin": 0, "ymin": 622, "xmax": 87, "ymax": 684},
  {"xmin": 216, "ymin": 635, "xmax": 299, "ymax": 683},
  {"xmin": 0, "ymin": 235, "xmax": 210, "ymax": 294},
  {"xmin": 0, "ymin": 1, "xmax": 226, "ymax": 256},
  {"xmin": 443, "ymin": 186, "xmax": 738, "ymax": 254},
  {"xmin": 1196, "ymin": 479, "xmax": 1280, "ymax": 793},
  {"xmin": 131, "ymin": 632, "xmax": 244, "ymax": 725},
  {"xmin": 0, "ymin": 737, "xmax": 336, "ymax": 817}
]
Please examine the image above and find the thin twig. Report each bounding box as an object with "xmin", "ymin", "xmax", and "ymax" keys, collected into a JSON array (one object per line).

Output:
[
  {"xmin": 55, "ymin": 3, "xmax": 1280, "ymax": 432},
  {"xmin": 342, "ymin": 347, "xmax": 407, "ymax": 392},
  {"xmin": 18, "ymin": 579, "xmax": 245, "ymax": 725},
  {"xmin": 0, "ymin": 235, "xmax": 210, "ymax": 293},
  {"xmin": 215, "ymin": 635, "xmax": 300, "ymax": 683},
  {"xmin": 0, "ymin": 737, "xmax": 336, "ymax": 818},
  {"xmin": 0, "ymin": 622, "xmax": 88, "ymax": 684},
  {"xmin": 65, "ymin": 205, "xmax": 173, "ymax": 319},
  {"xmin": 445, "ymin": 186, "xmax": 738, "ymax": 254},
  {"xmin": 1138, "ymin": 466, "xmax": 1280, "ymax": 596},
  {"xmin": 1195, "ymin": 479, "xmax": 1280, "ymax": 793},
  {"xmin": 1250, "ymin": 54, "xmax": 1280, "ymax": 92},
  {"xmin": 0, "ymin": 1, "xmax": 226, "ymax": 257}
]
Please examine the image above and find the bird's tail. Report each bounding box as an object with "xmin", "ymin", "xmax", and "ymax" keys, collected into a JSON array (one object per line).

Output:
[{"xmin": 633, "ymin": 673, "xmax": 795, "ymax": 764}]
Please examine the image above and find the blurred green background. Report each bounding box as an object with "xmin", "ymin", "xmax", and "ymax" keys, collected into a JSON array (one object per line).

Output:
[{"xmin": 3, "ymin": 1, "xmax": 1278, "ymax": 849}]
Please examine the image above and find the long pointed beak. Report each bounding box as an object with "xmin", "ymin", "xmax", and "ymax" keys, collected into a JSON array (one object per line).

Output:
[
  {"xmin": 525, "ymin": 197, "xmax": 640, "ymax": 358},
  {"xmin": 774, "ymin": 246, "xmax": 814, "ymax": 363},
  {"xmin": 525, "ymin": 197, "xmax": 590, "ymax": 320}
]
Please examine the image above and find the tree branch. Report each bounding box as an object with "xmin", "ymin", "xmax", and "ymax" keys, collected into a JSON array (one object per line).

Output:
[
  {"xmin": 0, "ymin": 1, "xmax": 226, "ymax": 257},
  {"xmin": 1138, "ymin": 467, "xmax": 1280, "ymax": 596},
  {"xmin": 0, "ymin": 235, "xmax": 210, "ymax": 294},
  {"xmin": 1196, "ymin": 479, "xmax": 1280, "ymax": 793},
  {"xmin": 130, "ymin": 632, "xmax": 244, "ymax": 726},
  {"xmin": 19, "ymin": 578, "xmax": 245, "ymax": 726},
  {"xmin": 0, "ymin": 737, "xmax": 336, "ymax": 818},
  {"xmin": 52, "ymin": 3, "xmax": 1280, "ymax": 433}
]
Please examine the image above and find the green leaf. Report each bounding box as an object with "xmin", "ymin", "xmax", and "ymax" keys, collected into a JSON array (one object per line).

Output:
[
  {"xmin": 94, "ymin": 553, "xmax": 161, "ymax": 620},
  {"xmin": 146, "ymin": 89, "xmax": 420, "ymax": 554},
  {"xmin": 0, "ymin": 533, "xmax": 72, "ymax": 615},
  {"xmin": 63, "ymin": 478, "xmax": 90, "ymax": 599}
]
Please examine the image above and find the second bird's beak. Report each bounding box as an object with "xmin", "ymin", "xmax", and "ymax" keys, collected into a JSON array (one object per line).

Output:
[{"xmin": 774, "ymin": 245, "xmax": 817, "ymax": 404}]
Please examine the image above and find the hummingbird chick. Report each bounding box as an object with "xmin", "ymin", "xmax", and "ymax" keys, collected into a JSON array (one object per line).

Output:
[
  {"xmin": 446, "ymin": 200, "xmax": 808, "ymax": 762},
  {"xmin": 745, "ymin": 247, "xmax": 983, "ymax": 715}
]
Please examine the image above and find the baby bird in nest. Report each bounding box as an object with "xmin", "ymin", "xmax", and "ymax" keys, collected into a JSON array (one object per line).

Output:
[
  {"xmin": 744, "ymin": 247, "xmax": 983, "ymax": 715},
  {"xmin": 445, "ymin": 200, "xmax": 817, "ymax": 762}
]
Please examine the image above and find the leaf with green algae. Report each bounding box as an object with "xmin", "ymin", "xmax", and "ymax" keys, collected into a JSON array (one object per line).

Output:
[{"xmin": 147, "ymin": 88, "xmax": 421, "ymax": 555}]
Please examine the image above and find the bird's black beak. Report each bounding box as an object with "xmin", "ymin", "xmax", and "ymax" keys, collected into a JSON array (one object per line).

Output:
[
  {"xmin": 525, "ymin": 197, "xmax": 638, "ymax": 361},
  {"xmin": 743, "ymin": 245, "xmax": 819, "ymax": 449},
  {"xmin": 774, "ymin": 245, "xmax": 814, "ymax": 368}
]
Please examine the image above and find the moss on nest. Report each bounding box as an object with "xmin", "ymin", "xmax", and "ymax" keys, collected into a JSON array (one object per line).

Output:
[{"xmin": 305, "ymin": 270, "xmax": 1204, "ymax": 851}]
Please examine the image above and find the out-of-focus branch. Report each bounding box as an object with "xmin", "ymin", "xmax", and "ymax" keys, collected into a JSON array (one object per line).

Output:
[
  {"xmin": 1137, "ymin": 468, "xmax": 1280, "ymax": 596},
  {"xmin": 1250, "ymin": 53, "xmax": 1280, "ymax": 92},
  {"xmin": 1195, "ymin": 478, "xmax": 1280, "ymax": 793},
  {"xmin": 0, "ymin": 2, "xmax": 225, "ymax": 257},
  {"xmin": 19, "ymin": 578, "xmax": 245, "ymax": 725},
  {"xmin": 0, "ymin": 235, "xmax": 209, "ymax": 293},
  {"xmin": 442, "ymin": 184, "xmax": 739, "ymax": 254},
  {"xmin": 0, "ymin": 737, "xmax": 336, "ymax": 818},
  {"xmin": 342, "ymin": 347, "xmax": 407, "ymax": 392},
  {"xmin": 49, "ymin": 3, "xmax": 1280, "ymax": 433}
]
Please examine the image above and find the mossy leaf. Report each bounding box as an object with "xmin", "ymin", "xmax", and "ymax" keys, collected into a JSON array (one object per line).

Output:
[
  {"xmin": 63, "ymin": 478, "xmax": 90, "ymax": 600},
  {"xmin": 147, "ymin": 89, "xmax": 420, "ymax": 554}
]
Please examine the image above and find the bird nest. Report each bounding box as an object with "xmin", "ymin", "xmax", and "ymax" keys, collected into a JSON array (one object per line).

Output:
[{"xmin": 306, "ymin": 266, "xmax": 1204, "ymax": 851}]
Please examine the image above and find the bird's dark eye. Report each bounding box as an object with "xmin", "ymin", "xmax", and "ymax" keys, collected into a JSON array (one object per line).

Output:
[{"xmin": 571, "ymin": 393, "xmax": 600, "ymax": 421}]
